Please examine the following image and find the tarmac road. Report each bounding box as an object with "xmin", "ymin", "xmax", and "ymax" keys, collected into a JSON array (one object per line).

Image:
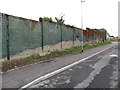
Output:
[
  {"xmin": 2, "ymin": 42, "xmax": 118, "ymax": 89},
  {"xmin": 28, "ymin": 43, "xmax": 118, "ymax": 89}
]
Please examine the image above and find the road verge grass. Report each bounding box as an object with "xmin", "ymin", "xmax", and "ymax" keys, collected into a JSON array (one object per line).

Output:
[
  {"xmin": 2, "ymin": 41, "xmax": 112, "ymax": 72},
  {"xmin": 110, "ymin": 40, "xmax": 119, "ymax": 42}
]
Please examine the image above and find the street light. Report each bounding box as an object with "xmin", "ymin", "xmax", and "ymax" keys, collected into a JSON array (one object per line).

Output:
[{"xmin": 81, "ymin": 0, "xmax": 85, "ymax": 52}]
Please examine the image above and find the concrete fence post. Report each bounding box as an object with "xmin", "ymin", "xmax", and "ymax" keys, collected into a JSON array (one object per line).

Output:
[
  {"xmin": 6, "ymin": 15, "xmax": 10, "ymax": 60},
  {"xmin": 60, "ymin": 24, "xmax": 62, "ymax": 49},
  {"xmin": 73, "ymin": 29, "xmax": 75, "ymax": 46},
  {"xmin": 39, "ymin": 18, "xmax": 44, "ymax": 50}
]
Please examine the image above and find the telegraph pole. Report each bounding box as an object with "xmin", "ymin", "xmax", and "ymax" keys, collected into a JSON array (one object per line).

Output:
[{"xmin": 81, "ymin": 0, "xmax": 85, "ymax": 52}]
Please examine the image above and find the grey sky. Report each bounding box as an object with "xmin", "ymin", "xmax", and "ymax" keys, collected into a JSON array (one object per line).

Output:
[{"xmin": 0, "ymin": 0, "xmax": 118, "ymax": 36}]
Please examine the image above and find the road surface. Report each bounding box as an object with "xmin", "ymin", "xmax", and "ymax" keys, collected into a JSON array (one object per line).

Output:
[
  {"xmin": 2, "ymin": 43, "xmax": 118, "ymax": 89},
  {"xmin": 27, "ymin": 43, "xmax": 118, "ymax": 89}
]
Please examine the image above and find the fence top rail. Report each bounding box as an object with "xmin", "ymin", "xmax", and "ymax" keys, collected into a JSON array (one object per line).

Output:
[{"xmin": 1, "ymin": 12, "xmax": 39, "ymax": 23}]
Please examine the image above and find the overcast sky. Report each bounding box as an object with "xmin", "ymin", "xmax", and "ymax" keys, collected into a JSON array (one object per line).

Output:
[{"xmin": 0, "ymin": 0, "xmax": 119, "ymax": 37}]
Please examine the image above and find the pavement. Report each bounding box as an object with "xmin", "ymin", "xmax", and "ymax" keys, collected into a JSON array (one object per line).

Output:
[{"xmin": 2, "ymin": 42, "xmax": 118, "ymax": 89}]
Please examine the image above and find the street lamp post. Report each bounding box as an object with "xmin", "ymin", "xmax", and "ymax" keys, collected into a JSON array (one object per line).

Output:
[{"xmin": 81, "ymin": 0, "xmax": 85, "ymax": 52}]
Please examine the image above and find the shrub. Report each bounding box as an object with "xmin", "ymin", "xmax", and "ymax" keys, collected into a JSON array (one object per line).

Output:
[{"xmin": 43, "ymin": 17, "xmax": 53, "ymax": 22}]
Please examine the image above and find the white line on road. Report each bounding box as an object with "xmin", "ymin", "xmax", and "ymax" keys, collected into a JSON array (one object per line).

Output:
[
  {"xmin": 19, "ymin": 45, "xmax": 115, "ymax": 89},
  {"xmin": 109, "ymin": 54, "xmax": 118, "ymax": 57},
  {"xmin": 74, "ymin": 52, "xmax": 112, "ymax": 88}
]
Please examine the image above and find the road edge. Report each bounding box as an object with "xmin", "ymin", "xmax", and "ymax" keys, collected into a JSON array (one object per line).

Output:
[{"xmin": 19, "ymin": 44, "xmax": 116, "ymax": 89}]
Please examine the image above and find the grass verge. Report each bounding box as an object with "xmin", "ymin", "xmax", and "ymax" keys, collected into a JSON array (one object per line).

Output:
[
  {"xmin": 2, "ymin": 41, "xmax": 112, "ymax": 72},
  {"xmin": 110, "ymin": 40, "xmax": 119, "ymax": 42}
]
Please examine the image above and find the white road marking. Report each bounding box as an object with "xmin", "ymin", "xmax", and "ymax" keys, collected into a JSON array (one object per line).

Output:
[
  {"xmin": 109, "ymin": 54, "xmax": 118, "ymax": 57},
  {"xmin": 74, "ymin": 53, "xmax": 111, "ymax": 88},
  {"xmin": 19, "ymin": 46, "xmax": 114, "ymax": 89}
]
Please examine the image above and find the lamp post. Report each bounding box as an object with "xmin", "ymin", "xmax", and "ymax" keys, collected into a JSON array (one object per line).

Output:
[{"xmin": 81, "ymin": 0, "xmax": 85, "ymax": 52}]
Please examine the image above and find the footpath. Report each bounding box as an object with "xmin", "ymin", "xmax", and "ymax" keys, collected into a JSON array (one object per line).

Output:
[{"xmin": 2, "ymin": 43, "xmax": 117, "ymax": 88}]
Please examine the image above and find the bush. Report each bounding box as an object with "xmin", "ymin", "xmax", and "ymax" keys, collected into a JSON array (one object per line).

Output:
[{"xmin": 43, "ymin": 17, "xmax": 53, "ymax": 22}]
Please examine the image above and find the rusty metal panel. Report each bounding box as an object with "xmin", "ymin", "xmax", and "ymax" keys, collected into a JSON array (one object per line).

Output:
[{"xmin": 84, "ymin": 28, "xmax": 106, "ymax": 42}]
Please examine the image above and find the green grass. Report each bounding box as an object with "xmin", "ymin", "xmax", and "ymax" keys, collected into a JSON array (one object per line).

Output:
[
  {"xmin": 27, "ymin": 41, "xmax": 112, "ymax": 59},
  {"xmin": 2, "ymin": 41, "xmax": 112, "ymax": 72},
  {"xmin": 93, "ymin": 42, "xmax": 112, "ymax": 47},
  {"xmin": 27, "ymin": 54, "xmax": 42, "ymax": 59},
  {"xmin": 51, "ymin": 46, "xmax": 81, "ymax": 55},
  {"xmin": 110, "ymin": 40, "xmax": 119, "ymax": 42}
]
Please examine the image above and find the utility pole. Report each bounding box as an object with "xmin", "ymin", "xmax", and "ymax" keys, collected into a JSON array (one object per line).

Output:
[{"xmin": 81, "ymin": 0, "xmax": 85, "ymax": 52}]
